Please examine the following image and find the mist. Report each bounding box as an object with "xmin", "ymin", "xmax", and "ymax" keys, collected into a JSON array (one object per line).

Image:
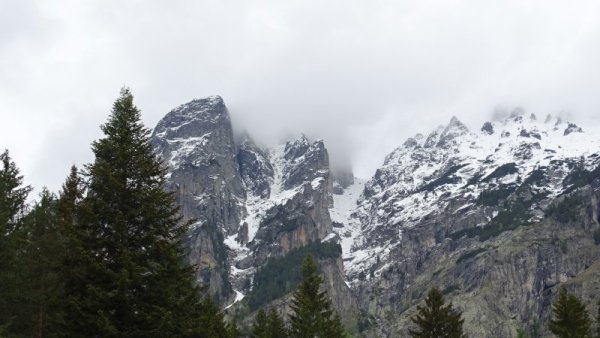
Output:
[{"xmin": 1, "ymin": 0, "xmax": 600, "ymax": 194}]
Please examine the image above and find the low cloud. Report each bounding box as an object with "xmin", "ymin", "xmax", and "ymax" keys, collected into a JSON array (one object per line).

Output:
[{"xmin": 1, "ymin": 0, "xmax": 600, "ymax": 192}]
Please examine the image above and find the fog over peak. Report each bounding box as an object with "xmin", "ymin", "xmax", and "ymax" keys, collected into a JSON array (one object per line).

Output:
[{"xmin": 1, "ymin": 1, "xmax": 600, "ymax": 194}]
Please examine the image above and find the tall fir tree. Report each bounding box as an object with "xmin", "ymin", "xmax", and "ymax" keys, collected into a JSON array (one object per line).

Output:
[
  {"xmin": 57, "ymin": 165, "xmax": 87, "ymax": 335},
  {"xmin": 596, "ymin": 300, "xmax": 600, "ymax": 338},
  {"xmin": 266, "ymin": 308, "xmax": 288, "ymax": 338},
  {"xmin": 61, "ymin": 88, "xmax": 226, "ymax": 337},
  {"xmin": 289, "ymin": 255, "xmax": 346, "ymax": 338},
  {"xmin": 549, "ymin": 287, "xmax": 591, "ymax": 338},
  {"xmin": 252, "ymin": 309, "xmax": 269, "ymax": 338},
  {"xmin": 16, "ymin": 189, "xmax": 65, "ymax": 337},
  {"xmin": 252, "ymin": 308, "xmax": 288, "ymax": 338},
  {"xmin": 409, "ymin": 287, "xmax": 466, "ymax": 338},
  {"xmin": 0, "ymin": 149, "xmax": 32, "ymax": 334}
]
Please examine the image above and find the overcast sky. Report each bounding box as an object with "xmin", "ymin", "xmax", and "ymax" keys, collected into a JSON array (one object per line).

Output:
[{"xmin": 1, "ymin": 0, "xmax": 600, "ymax": 196}]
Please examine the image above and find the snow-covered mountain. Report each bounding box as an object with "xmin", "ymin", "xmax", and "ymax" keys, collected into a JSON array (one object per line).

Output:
[
  {"xmin": 152, "ymin": 98, "xmax": 600, "ymax": 337},
  {"xmin": 151, "ymin": 96, "xmax": 357, "ymax": 326},
  {"xmin": 337, "ymin": 111, "xmax": 600, "ymax": 281}
]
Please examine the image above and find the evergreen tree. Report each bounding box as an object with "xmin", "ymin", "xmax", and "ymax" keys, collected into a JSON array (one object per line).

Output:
[
  {"xmin": 409, "ymin": 287, "xmax": 466, "ymax": 338},
  {"xmin": 267, "ymin": 308, "xmax": 288, "ymax": 338},
  {"xmin": 252, "ymin": 309, "xmax": 269, "ymax": 338},
  {"xmin": 194, "ymin": 295, "xmax": 238, "ymax": 338},
  {"xmin": 290, "ymin": 255, "xmax": 346, "ymax": 338},
  {"xmin": 61, "ymin": 88, "xmax": 217, "ymax": 337},
  {"xmin": 252, "ymin": 307, "xmax": 288, "ymax": 338},
  {"xmin": 549, "ymin": 287, "xmax": 591, "ymax": 338},
  {"xmin": 0, "ymin": 149, "xmax": 32, "ymax": 333},
  {"xmin": 596, "ymin": 300, "xmax": 600, "ymax": 338},
  {"xmin": 516, "ymin": 327, "xmax": 532, "ymax": 338},
  {"xmin": 16, "ymin": 189, "xmax": 65, "ymax": 337}
]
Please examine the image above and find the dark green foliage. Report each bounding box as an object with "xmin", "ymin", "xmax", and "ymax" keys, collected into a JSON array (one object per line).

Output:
[
  {"xmin": 546, "ymin": 194, "xmax": 584, "ymax": 223},
  {"xmin": 516, "ymin": 327, "xmax": 531, "ymax": 338},
  {"xmin": 267, "ymin": 308, "xmax": 288, "ymax": 338},
  {"xmin": 252, "ymin": 309, "xmax": 269, "ymax": 338},
  {"xmin": 596, "ymin": 301, "xmax": 600, "ymax": 338},
  {"xmin": 290, "ymin": 255, "xmax": 346, "ymax": 338},
  {"xmin": 409, "ymin": 287, "xmax": 466, "ymax": 338},
  {"xmin": 522, "ymin": 169, "xmax": 546, "ymax": 187},
  {"xmin": 456, "ymin": 248, "xmax": 487, "ymax": 264},
  {"xmin": 481, "ymin": 162, "xmax": 518, "ymax": 183},
  {"xmin": 563, "ymin": 164, "xmax": 600, "ymax": 193},
  {"xmin": 195, "ymin": 296, "xmax": 239, "ymax": 338},
  {"xmin": 13, "ymin": 190, "xmax": 67, "ymax": 337},
  {"xmin": 450, "ymin": 198, "xmax": 532, "ymax": 241},
  {"xmin": 476, "ymin": 185, "xmax": 517, "ymax": 206},
  {"xmin": 252, "ymin": 308, "xmax": 288, "ymax": 338},
  {"xmin": 61, "ymin": 88, "xmax": 229, "ymax": 337},
  {"xmin": 517, "ymin": 319, "xmax": 541, "ymax": 337},
  {"xmin": 418, "ymin": 164, "xmax": 467, "ymax": 192},
  {"xmin": 0, "ymin": 149, "xmax": 32, "ymax": 334},
  {"xmin": 549, "ymin": 287, "xmax": 592, "ymax": 338},
  {"xmin": 246, "ymin": 241, "xmax": 341, "ymax": 311},
  {"xmin": 0, "ymin": 149, "xmax": 32, "ymax": 233}
]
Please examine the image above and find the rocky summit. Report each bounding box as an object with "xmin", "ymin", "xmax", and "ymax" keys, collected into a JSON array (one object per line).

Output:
[{"xmin": 151, "ymin": 99, "xmax": 600, "ymax": 337}]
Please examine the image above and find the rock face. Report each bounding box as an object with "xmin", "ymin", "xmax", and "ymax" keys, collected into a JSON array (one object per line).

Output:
[
  {"xmin": 152, "ymin": 96, "xmax": 245, "ymax": 301},
  {"xmin": 151, "ymin": 96, "xmax": 357, "ymax": 328},
  {"xmin": 152, "ymin": 96, "xmax": 245, "ymax": 233},
  {"xmin": 153, "ymin": 98, "xmax": 600, "ymax": 337},
  {"xmin": 334, "ymin": 112, "xmax": 600, "ymax": 337}
]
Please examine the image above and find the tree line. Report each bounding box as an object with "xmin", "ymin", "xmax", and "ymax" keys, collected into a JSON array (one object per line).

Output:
[
  {"xmin": 0, "ymin": 88, "xmax": 237, "ymax": 337},
  {"xmin": 407, "ymin": 286, "xmax": 600, "ymax": 338},
  {"xmin": 2, "ymin": 87, "xmax": 599, "ymax": 337},
  {"xmin": 249, "ymin": 255, "xmax": 346, "ymax": 338},
  {"xmin": 0, "ymin": 88, "xmax": 348, "ymax": 338}
]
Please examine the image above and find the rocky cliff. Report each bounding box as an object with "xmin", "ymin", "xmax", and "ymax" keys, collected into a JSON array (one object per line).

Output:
[
  {"xmin": 334, "ymin": 110, "xmax": 600, "ymax": 337},
  {"xmin": 153, "ymin": 98, "xmax": 600, "ymax": 337},
  {"xmin": 151, "ymin": 96, "xmax": 358, "ymax": 329}
]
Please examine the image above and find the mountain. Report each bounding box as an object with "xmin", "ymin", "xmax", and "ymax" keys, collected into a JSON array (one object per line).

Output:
[
  {"xmin": 151, "ymin": 99, "xmax": 600, "ymax": 337},
  {"xmin": 151, "ymin": 96, "xmax": 358, "ymax": 329},
  {"xmin": 337, "ymin": 110, "xmax": 600, "ymax": 337}
]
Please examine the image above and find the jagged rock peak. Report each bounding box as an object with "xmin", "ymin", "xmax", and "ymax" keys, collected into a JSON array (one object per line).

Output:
[
  {"xmin": 564, "ymin": 122, "xmax": 583, "ymax": 136},
  {"xmin": 481, "ymin": 121, "xmax": 494, "ymax": 135},
  {"xmin": 510, "ymin": 107, "xmax": 526, "ymax": 118},
  {"xmin": 284, "ymin": 134, "xmax": 311, "ymax": 161},
  {"xmin": 444, "ymin": 116, "xmax": 469, "ymax": 133},
  {"xmin": 153, "ymin": 95, "xmax": 230, "ymax": 140},
  {"xmin": 169, "ymin": 95, "xmax": 225, "ymax": 119},
  {"xmin": 437, "ymin": 116, "xmax": 469, "ymax": 147}
]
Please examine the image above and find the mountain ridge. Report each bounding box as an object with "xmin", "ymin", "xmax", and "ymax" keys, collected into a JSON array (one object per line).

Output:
[{"xmin": 151, "ymin": 97, "xmax": 600, "ymax": 337}]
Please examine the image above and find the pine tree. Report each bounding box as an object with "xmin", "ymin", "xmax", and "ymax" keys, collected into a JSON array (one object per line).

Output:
[
  {"xmin": 409, "ymin": 287, "xmax": 466, "ymax": 338},
  {"xmin": 252, "ymin": 307, "xmax": 288, "ymax": 338},
  {"xmin": 596, "ymin": 300, "xmax": 600, "ymax": 338},
  {"xmin": 61, "ymin": 88, "xmax": 217, "ymax": 337},
  {"xmin": 290, "ymin": 255, "xmax": 346, "ymax": 338},
  {"xmin": 194, "ymin": 295, "xmax": 238, "ymax": 337},
  {"xmin": 0, "ymin": 149, "xmax": 32, "ymax": 334},
  {"xmin": 549, "ymin": 287, "xmax": 592, "ymax": 338},
  {"xmin": 516, "ymin": 327, "xmax": 532, "ymax": 338},
  {"xmin": 267, "ymin": 308, "xmax": 288, "ymax": 338},
  {"xmin": 252, "ymin": 309, "xmax": 269, "ymax": 338},
  {"xmin": 16, "ymin": 189, "xmax": 65, "ymax": 337}
]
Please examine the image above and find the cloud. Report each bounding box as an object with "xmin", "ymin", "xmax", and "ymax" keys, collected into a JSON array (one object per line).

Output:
[{"xmin": 1, "ymin": 0, "xmax": 600, "ymax": 193}]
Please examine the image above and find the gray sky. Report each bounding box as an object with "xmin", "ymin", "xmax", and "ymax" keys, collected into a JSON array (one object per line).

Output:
[{"xmin": 1, "ymin": 0, "xmax": 600, "ymax": 196}]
